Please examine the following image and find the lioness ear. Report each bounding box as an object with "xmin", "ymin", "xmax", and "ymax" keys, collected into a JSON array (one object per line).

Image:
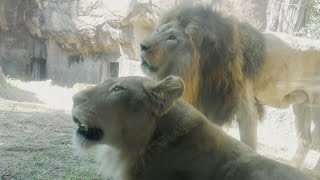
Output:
[{"xmin": 144, "ymin": 76, "xmax": 185, "ymax": 116}]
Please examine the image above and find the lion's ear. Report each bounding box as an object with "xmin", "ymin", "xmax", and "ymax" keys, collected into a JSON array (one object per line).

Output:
[{"xmin": 144, "ymin": 76, "xmax": 185, "ymax": 116}]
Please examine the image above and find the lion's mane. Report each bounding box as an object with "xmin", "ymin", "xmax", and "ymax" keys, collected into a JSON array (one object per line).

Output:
[{"xmin": 158, "ymin": 6, "xmax": 265, "ymax": 124}]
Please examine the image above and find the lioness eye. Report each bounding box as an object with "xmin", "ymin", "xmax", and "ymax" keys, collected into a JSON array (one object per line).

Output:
[
  {"xmin": 112, "ymin": 85, "xmax": 125, "ymax": 92},
  {"xmin": 168, "ymin": 35, "xmax": 176, "ymax": 40}
]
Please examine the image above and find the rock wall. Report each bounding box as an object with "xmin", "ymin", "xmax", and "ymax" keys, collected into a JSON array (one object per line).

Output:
[{"xmin": 0, "ymin": 0, "xmax": 269, "ymax": 86}]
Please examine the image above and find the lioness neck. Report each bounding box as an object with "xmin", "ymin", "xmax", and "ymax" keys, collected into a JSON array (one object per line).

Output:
[
  {"xmin": 160, "ymin": 100, "xmax": 233, "ymax": 148},
  {"xmin": 155, "ymin": 100, "xmax": 242, "ymax": 163}
]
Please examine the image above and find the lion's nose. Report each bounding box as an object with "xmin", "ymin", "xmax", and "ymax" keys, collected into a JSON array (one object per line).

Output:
[
  {"xmin": 72, "ymin": 92, "xmax": 89, "ymax": 106},
  {"xmin": 140, "ymin": 43, "xmax": 150, "ymax": 51}
]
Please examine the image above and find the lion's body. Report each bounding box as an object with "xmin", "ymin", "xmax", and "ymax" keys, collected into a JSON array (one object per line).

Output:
[
  {"xmin": 72, "ymin": 76, "xmax": 315, "ymax": 180},
  {"xmin": 255, "ymin": 32, "xmax": 320, "ymax": 108},
  {"xmin": 140, "ymin": 6, "xmax": 320, "ymax": 176}
]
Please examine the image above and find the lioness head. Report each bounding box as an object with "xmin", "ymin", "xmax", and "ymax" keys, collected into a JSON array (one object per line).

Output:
[{"xmin": 72, "ymin": 76, "xmax": 184, "ymax": 150}]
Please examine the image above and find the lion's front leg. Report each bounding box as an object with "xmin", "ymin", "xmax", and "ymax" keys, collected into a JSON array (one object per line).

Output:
[{"xmin": 236, "ymin": 90, "xmax": 259, "ymax": 151}]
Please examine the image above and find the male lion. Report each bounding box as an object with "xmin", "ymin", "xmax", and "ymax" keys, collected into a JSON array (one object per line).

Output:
[
  {"xmin": 140, "ymin": 5, "xmax": 320, "ymax": 176},
  {"xmin": 71, "ymin": 76, "xmax": 315, "ymax": 180}
]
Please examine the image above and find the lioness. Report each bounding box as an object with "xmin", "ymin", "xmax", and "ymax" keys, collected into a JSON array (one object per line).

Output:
[
  {"xmin": 140, "ymin": 5, "xmax": 320, "ymax": 175},
  {"xmin": 72, "ymin": 76, "xmax": 315, "ymax": 180}
]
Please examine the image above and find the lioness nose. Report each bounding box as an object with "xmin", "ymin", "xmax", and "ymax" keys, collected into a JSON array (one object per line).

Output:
[
  {"xmin": 72, "ymin": 92, "xmax": 89, "ymax": 106},
  {"xmin": 140, "ymin": 43, "xmax": 150, "ymax": 51}
]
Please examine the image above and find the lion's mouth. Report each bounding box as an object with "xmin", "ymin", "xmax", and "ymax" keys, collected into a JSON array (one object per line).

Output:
[
  {"xmin": 141, "ymin": 56, "xmax": 159, "ymax": 73},
  {"xmin": 73, "ymin": 116, "xmax": 103, "ymax": 141}
]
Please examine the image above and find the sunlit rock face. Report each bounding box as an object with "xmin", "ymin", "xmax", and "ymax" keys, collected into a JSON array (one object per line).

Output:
[{"xmin": 0, "ymin": 0, "xmax": 267, "ymax": 86}]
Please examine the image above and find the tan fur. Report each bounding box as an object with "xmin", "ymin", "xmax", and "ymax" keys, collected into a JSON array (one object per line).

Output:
[
  {"xmin": 255, "ymin": 31, "xmax": 320, "ymax": 107},
  {"xmin": 181, "ymin": 34, "xmax": 201, "ymax": 104}
]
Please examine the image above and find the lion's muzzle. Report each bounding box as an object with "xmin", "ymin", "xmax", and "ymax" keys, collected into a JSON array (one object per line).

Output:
[{"xmin": 73, "ymin": 115, "xmax": 103, "ymax": 141}]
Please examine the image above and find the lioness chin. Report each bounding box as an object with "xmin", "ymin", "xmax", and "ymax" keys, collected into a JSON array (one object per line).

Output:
[{"xmin": 72, "ymin": 76, "xmax": 315, "ymax": 180}]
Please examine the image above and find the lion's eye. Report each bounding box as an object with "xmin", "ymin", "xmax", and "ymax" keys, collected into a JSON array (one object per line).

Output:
[
  {"xmin": 168, "ymin": 35, "xmax": 176, "ymax": 40},
  {"xmin": 111, "ymin": 85, "xmax": 125, "ymax": 92}
]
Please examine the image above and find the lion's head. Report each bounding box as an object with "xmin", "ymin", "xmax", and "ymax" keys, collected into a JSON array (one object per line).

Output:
[
  {"xmin": 141, "ymin": 6, "xmax": 219, "ymax": 103},
  {"xmin": 71, "ymin": 76, "xmax": 184, "ymax": 150},
  {"xmin": 140, "ymin": 20, "xmax": 195, "ymax": 80}
]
